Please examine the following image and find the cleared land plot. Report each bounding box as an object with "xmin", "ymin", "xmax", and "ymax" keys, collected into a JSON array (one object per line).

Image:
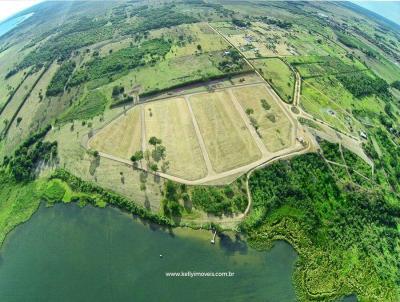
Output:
[
  {"xmin": 89, "ymin": 106, "xmax": 142, "ymax": 160},
  {"xmin": 6, "ymin": 62, "xmax": 59, "ymax": 148},
  {"xmin": 251, "ymin": 58, "xmax": 295, "ymax": 103},
  {"xmin": 189, "ymin": 90, "xmax": 261, "ymax": 173},
  {"xmin": 144, "ymin": 97, "xmax": 207, "ymax": 180},
  {"xmin": 233, "ymin": 84, "xmax": 293, "ymax": 152},
  {"xmin": 0, "ymin": 68, "xmax": 44, "ymax": 133}
]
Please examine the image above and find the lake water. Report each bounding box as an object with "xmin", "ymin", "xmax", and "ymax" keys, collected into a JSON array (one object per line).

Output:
[
  {"xmin": 0, "ymin": 13, "xmax": 34, "ymax": 38},
  {"xmin": 0, "ymin": 203, "xmax": 298, "ymax": 302}
]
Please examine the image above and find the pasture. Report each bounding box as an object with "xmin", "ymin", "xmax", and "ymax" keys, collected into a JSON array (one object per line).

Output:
[
  {"xmin": 0, "ymin": 68, "xmax": 44, "ymax": 134},
  {"xmin": 189, "ymin": 90, "xmax": 261, "ymax": 173},
  {"xmin": 6, "ymin": 62, "xmax": 60, "ymax": 148},
  {"xmin": 251, "ymin": 58, "xmax": 294, "ymax": 103},
  {"xmin": 88, "ymin": 106, "xmax": 142, "ymax": 160},
  {"xmin": 233, "ymin": 84, "xmax": 294, "ymax": 152},
  {"xmin": 144, "ymin": 97, "xmax": 207, "ymax": 180}
]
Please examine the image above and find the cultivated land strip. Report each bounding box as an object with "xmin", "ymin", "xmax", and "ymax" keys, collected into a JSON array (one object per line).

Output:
[
  {"xmin": 184, "ymin": 95, "xmax": 215, "ymax": 176},
  {"xmin": 228, "ymin": 88, "xmax": 269, "ymax": 156}
]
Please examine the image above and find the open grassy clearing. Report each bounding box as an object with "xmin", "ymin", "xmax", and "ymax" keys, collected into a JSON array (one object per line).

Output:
[
  {"xmin": 0, "ymin": 68, "xmax": 44, "ymax": 133},
  {"xmin": 233, "ymin": 84, "xmax": 293, "ymax": 152},
  {"xmin": 144, "ymin": 97, "xmax": 207, "ymax": 180},
  {"xmin": 96, "ymin": 51, "xmax": 230, "ymax": 104},
  {"xmin": 6, "ymin": 62, "xmax": 60, "ymax": 149},
  {"xmin": 189, "ymin": 90, "xmax": 261, "ymax": 173},
  {"xmin": 251, "ymin": 58, "xmax": 294, "ymax": 103},
  {"xmin": 88, "ymin": 106, "xmax": 141, "ymax": 160}
]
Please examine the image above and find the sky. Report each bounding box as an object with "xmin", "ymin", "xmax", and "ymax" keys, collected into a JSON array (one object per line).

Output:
[
  {"xmin": 0, "ymin": 0, "xmax": 43, "ymax": 22},
  {"xmin": 353, "ymin": 1, "xmax": 400, "ymax": 25},
  {"xmin": 0, "ymin": 0, "xmax": 399, "ymax": 25}
]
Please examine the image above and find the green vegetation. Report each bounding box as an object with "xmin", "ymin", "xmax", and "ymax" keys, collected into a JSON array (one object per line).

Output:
[
  {"xmin": 290, "ymin": 56, "xmax": 364, "ymax": 79},
  {"xmin": 2, "ymin": 125, "xmax": 57, "ymax": 182},
  {"xmin": 50, "ymin": 169, "xmax": 173, "ymax": 226},
  {"xmin": 42, "ymin": 179, "xmax": 66, "ymax": 203},
  {"xmin": 243, "ymin": 153, "xmax": 400, "ymax": 301},
  {"xmin": 0, "ymin": 172, "xmax": 43, "ymax": 246},
  {"xmin": 122, "ymin": 5, "xmax": 198, "ymax": 35},
  {"xmin": 336, "ymin": 71, "xmax": 389, "ymax": 98},
  {"xmin": 252, "ymin": 58, "xmax": 295, "ymax": 103},
  {"xmin": 17, "ymin": 17, "xmax": 112, "ymax": 71},
  {"xmin": 70, "ymin": 39, "xmax": 172, "ymax": 87},
  {"xmin": 46, "ymin": 61, "xmax": 76, "ymax": 96},
  {"xmin": 59, "ymin": 90, "xmax": 107, "ymax": 123}
]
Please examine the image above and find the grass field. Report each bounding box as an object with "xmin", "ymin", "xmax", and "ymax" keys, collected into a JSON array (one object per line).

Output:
[
  {"xmin": 89, "ymin": 106, "xmax": 142, "ymax": 160},
  {"xmin": 233, "ymin": 84, "xmax": 293, "ymax": 152},
  {"xmin": 189, "ymin": 90, "xmax": 261, "ymax": 173},
  {"xmin": 59, "ymin": 90, "xmax": 107, "ymax": 123},
  {"xmin": 251, "ymin": 58, "xmax": 294, "ymax": 103},
  {"xmin": 0, "ymin": 42, "xmax": 34, "ymax": 106},
  {"xmin": 144, "ymin": 97, "xmax": 207, "ymax": 180}
]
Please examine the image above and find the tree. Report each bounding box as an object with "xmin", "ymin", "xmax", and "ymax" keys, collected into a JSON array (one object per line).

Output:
[
  {"xmin": 152, "ymin": 145, "xmax": 166, "ymax": 162},
  {"xmin": 150, "ymin": 163, "xmax": 158, "ymax": 172},
  {"xmin": 131, "ymin": 150, "xmax": 144, "ymax": 164},
  {"xmin": 245, "ymin": 108, "xmax": 254, "ymax": 115},
  {"xmin": 197, "ymin": 44, "xmax": 202, "ymax": 51},
  {"xmin": 149, "ymin": 136, "xmax": 162, "ymax": 146}
]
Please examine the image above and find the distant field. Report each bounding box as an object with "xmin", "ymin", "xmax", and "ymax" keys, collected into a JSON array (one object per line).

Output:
[
  {"xmin": 233, "ymin": 84, "xmax": 293, "ymax": 152},
  {"xmin": 251, "ymin": 58, "xmax": 294, "ymax": 103},
  {"xmin": 212, "ymin": 21, "xmax": 295, "ymax": 58},
  {"xmin": 189, "ymin": 90, "xmax": 261, "ymax": 173},
  {"xmin": 89, "ymin": 106, "xmax": 141, "ymax": 160},
  {"xmin": 144, "ymin": 97, "xmax": 207, "ymax": 180}
]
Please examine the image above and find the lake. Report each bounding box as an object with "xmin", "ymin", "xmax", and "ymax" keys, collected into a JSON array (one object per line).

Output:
[
  {"xmin": 0, "ymin": 203, "xmax": 298, "ymax": 302},
  {"xmin": 0, "ymin": 13, "xmax": 34, "ymax": 38}
]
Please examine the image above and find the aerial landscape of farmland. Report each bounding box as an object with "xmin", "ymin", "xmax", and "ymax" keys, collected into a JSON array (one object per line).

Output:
[{"xmin": 0, "ymin": 1, "xmax": 399, "ymax": 301}]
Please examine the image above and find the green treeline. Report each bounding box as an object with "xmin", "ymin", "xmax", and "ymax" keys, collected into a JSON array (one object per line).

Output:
[
  {"xmin": 46, "ymin": 61, "xmax": 76, "ymax": 96},
  {"xmin": 122, "ymin": 5, "xmax": 198, "ymax": 35}
]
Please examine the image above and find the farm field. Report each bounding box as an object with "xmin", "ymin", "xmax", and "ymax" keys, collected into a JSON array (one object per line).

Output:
[
  {"xmin": 232, "ymin": 84, "xmax": 294, "ymax": 152},
  {"xmin": 88, "ymin": 106, "xmax": 142, "ymax": 160},
  {"xmin": 6, "ymin": 62, "xmax": 60, "ymax": 148},
  {"xmin": 251, "ymin": 58, "xmax": 295, "ymax": 103},
  {"xmin": 189, "ymin": 90, "xmax": 262, "ymax": 173},
  {"xmin": 144, "ymin": 97, "xmax": 207, "ymax": 180},
  {"xmin": 0, "ymin": 68, "xmax": 44, "ymax": 134}
]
